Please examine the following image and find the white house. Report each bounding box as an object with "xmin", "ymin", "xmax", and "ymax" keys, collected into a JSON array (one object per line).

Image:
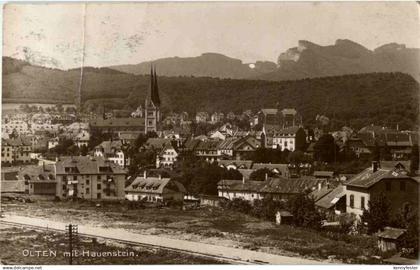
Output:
[
  {"xmin": 156, "ymin": 144, "xmax": 178, "ymax": 168},
  {"xmin": 272, "ymin": 126, "xmax": 300, "ymax": 151},
  {"xmin": 94, "ymin": 140, "xmax": 129, "ymax": 167}
]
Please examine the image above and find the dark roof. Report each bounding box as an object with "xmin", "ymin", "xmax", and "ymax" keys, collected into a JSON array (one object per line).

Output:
[
  {"xmin": 217, "ymin": 179, "xmax": 266, "ymax": 193},
  {"xmin": 90, "ymin": 118, "xmax": 144, "ymax": 128},
  {"xmin": 314, "ymin": 185, "xmax": 346, "ymax": 209},
  {"xmin": 142, "ymin": 138, "xmax": 172, "ymax": 150},
  {"xmin": 125, "ymin": 177, "xmax": 186, "ymax": 194},
  {"xmin": 310, "ymin": 186, "xmax": 332, "ymax": 201},
  {"xmin": 377, "ymin": 227, "xmax": 406, "ymax": 240},
  {"xmin": 252, "ymin": 163, "xmax": 289, "ymax": 173},
  {"xmin": 345, "ymin": 167, "xmax": 413, "ymax": 189},
  {"xmin": 55, "ymin": 156, "xmax": 126, "ymax": 175},
  {"xmin": 18, "ymin": 164, "xmax": 56, "ymax": 182},
  {"xmin": 218, "ymin": 160, "xmax": 254, "ymax": 169},
  {"xmin": 196, "ymin": 140, "xmax": 221, "ymax": 150},
  {"xmin": 274, "ymin": 126, "xmax": 300, "ymax": 136},
  {"xmin": 314, "ymin": 171, "xmax": 334, "ymax": 178}
]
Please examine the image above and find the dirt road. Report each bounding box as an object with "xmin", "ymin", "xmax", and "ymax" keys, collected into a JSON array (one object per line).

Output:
[{"xmin": 1, "ymin": 214, "xmax": 326, "ymax": 265}]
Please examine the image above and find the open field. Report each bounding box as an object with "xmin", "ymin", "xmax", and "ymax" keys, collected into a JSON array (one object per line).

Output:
[
  {"xmin": 0, "ymin": 224, "xmax": 223, "ymax": 265},
  {"xmin": 1, "ymin": 197, "xmax": 384, "ymax": 264}
]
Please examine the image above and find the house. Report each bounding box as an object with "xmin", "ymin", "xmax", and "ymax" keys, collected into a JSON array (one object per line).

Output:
[
  {"xmin": 377, "ymin": 227, "xmax": 406, "ymax": 252},
  {"xmin": 55, "ymin": 156, "xmax": 127, "ymax": 200},
  {"xmin": 125, "ymin": 172, "xmax": 186, "ymax": 203},
  {"xmin": 48, "ymin": 137, "xmax": 60, "ymax": 149},
  {"xmin": 194, "ymin": 140, "xmax": 221, "ymax": 162},
  {"xmin": 312, "ymin": 185, "xmax": 346, "ymax": 220},
  {"xmin": 275, "ymin": 210, "xmax": 293, "ymax": 225},
  {"xmin": 218, "ymin": 159, "xmax": 253, "ymax": 170},
  {"xmin": 231, "ymin": 135, "xmax": 261, "ymax": 160},
  {"xmin": 217, "ymin": 137, "xmax": 237, "ymax": 157},
  {"xmin": 345, "ymin": 162, "xmax": 419, "ymax": 217},
  {"xmin": 19, "ymin": 164, "xmax": 57, "ymax": 195},
  {"xmin": 1, "ymin": 137, "xmax": 32, "ymax": 165},
  {"xmin": 156, "ymin": 143, "xmax": 178, "ymax": 169},
  {"xmin": 211, "ymin": 112, "xmax": 224, "ymax": 123},
  {"xmin": 218, "ymin": 177, "xmax": 323, "ymax": 202},
  {"xmin": 94, "ymin": 140, "xmax": 130, "ymax": 167},
  {"xmin": 2, "ymin": 119, "xmax": 30, "ymax": 135},
  {"xmin": 90, "ymin": 118, "xmax": 145, "ymax": 134},
  {"xmin": 210, "ymin": 130, "xmax": 227, "ymax": 141},
  {"xmin": 74, "ymin": 131, "xmax": 90, "ymax": 148},
  {"xmin": 272, "ymin": 126, "xmax": 300, "ymax": 151},
  {"xmin": 279, "ymin": 108, "xmax": 302, "ymax": 128},
  {"xmin": 1, "ymin": 167, "xmax": 25, "ymax": 193},
  {"xmin": 141, "ymin": 138, "xmax": 172, "ymax": 152},
  {"xmin": 118, "ymin": 131, "xmax": 141, "ymax": 145},
  {"xmin": 195, "ymin": 112, "xmax": 209, "ymax": 123},
  {"xmin": 346, "ymin": 136, "xmax": 371, "ymax": 158}
]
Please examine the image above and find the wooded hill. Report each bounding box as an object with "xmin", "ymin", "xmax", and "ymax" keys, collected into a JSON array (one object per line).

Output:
[{"xmin": 3, "ymin": 57, "xmax": 419, "ymax": 130}]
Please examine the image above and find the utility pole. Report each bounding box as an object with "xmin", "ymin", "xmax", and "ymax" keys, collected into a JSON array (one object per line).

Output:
[{"xmin": 65, "ymin": 224, "xmax": 78, "ymax": 265}]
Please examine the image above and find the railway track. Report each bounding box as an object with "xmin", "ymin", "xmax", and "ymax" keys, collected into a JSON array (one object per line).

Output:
[{"xmin": 0, "ymin": 219, "xmax": 264, "ymax": 265}]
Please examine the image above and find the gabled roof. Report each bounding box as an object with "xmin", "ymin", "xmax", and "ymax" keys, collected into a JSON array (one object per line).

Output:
[
  {"xmin": 274, "ymin": 126, "xmax": 300, "ymax": 136},
  {"xmin": 218, "ymin": 160, "xmax": 253, "ymax": 169},
  {"xmin": 217, "ymin": 179, "xmax": 266, "ymax": 193},
  {"xmin": 18, "ymin": 164, "xmax": 56, "ymax": 182},
  {"xmin": 314, "ymin": 185, "xmax": 346, "ymax": 209},
  {"xmin": 260, "ymin": 108, "xmax": 278, "ymax": 115},
  {"xmin": 196, "ymin": 140, "xmax": 221, "ymax": 151},
  {"xmin": 55, "ymin": 156, "xmax": 126, "ymax": 175},
  {"xmin": 234, "ymin": 135, "xmax": 260, "ymax": 150},
  {"xmin": 252, "ymin": 163, "xmax": 288, "ymax": 172},
  {"xmin": 125, "ymin": 177, "xmax": 186, "ymax": 194},
  {"xmin": 345, "ymin": 167, "xmax": 412, "ymax": 189},
  {"xmin": 377, "ymin": 227, "xmax": 406, "ymax": 240},
  {"xmin": 314, "ymin": 171, "xmax": 334, "ymax": 178},
  {"xmin": 95, "ymin": 140, "xmax": 124, "ymax": 154},
  {"xmin": 90, "ymin": 118, "xmax": 145, "ymax": 128},
  {"xmin": 142, "ymin": 138, "xmax": 172, "ymax": 150},
  {"xmin": 3, "ymin": 137, "xmax": 32, "ymax": 147},
  {"xmin": 259, "ymin": 177, "xmax": 321, "ymax": 194},
  {"xmin": 217, "ymin": 137, "xmax": 239, "ymax": 150}
]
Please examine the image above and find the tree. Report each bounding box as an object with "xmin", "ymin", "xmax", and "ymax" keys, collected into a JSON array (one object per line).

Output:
[
  {"xmin": 313, "ymin": 134, "xmax": 337, "ymax": 162},
  {"xmin": 249, "ymin": 168, "xmax": 277, "ymax": 181},
  {"xmin": 295, "ymin": 127, "xmax": 307, "ymax": 152},
  {"xmin": 251, "ymin": 196, "xmax": 286, "ymax": 220},
  {"xmin": 288, "ymin": 193, "xmax": 323, "ymax": 230},
  {"xmin": 409, "ymin": 144, "xmax": 419, "ymax": 176},
  {"xmin": 361, "ymin": 193, "xmax": 391, "ymax": 234},
  {"xmin": 80, "ymin": 145, "xmax": 89, "ymax": 156}
]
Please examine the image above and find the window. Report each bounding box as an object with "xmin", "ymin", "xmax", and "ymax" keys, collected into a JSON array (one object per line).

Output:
[
  {"xmin": 386, "ymin": 182, "xmax": 391, "ymax": 191},
  {"xmin": 350, "ymin": 195, "xmax": 354, "ymax": 208},
  {"xmin": 97, "ymin": 183, "xmax": 101, "ymax": 190},
  {"xmin": 73, "ymin": 176, "xmax": 77, "ymax": 181},
  {"xmin": 86, "ymin": 188, "xmax": 90, "ymax": 194},
  {"xmin": 361, "ymin": 196, "xmax": 365, "ymax": 209},
  {"xmin": 400, "ymin": 181, "xmax": 406, "ymax": 191},
  {"xmin": 86, "ymin": 179, "xmax": 90, "ymax": 185}
]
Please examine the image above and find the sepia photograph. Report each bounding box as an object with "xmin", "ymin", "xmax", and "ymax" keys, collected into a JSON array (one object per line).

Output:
[{"xmin": 0, "ymin": 1, "xmax": 419, "ymax": 267}]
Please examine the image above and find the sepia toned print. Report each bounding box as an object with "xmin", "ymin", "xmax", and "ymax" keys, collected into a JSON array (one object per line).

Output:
[{"xmin": 1, "ymin": 2, "xmax": 419, "ymax": 266}]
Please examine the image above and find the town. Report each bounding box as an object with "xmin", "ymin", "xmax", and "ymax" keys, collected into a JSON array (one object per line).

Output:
[{"xmin": 1, "ymin": 66, "xmax": 418, "ymax": 264}]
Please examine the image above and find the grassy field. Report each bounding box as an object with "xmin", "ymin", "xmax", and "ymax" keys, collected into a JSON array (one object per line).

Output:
[
  {"xmin": 2, "ymin": 198, "xmax": 385, "ymax": 264},
  {"xmin": 0, "ymin": 224, "xmax": 223, "ymax": 265}
]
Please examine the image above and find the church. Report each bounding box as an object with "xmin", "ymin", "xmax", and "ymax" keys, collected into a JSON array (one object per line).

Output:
[
  {"xmin": 144, "ymin": 66, "xmax": 161, "ymax": 133},
  {"xmin": 90, "ymin": 67, "xmax": 161, "ymax": 135}
]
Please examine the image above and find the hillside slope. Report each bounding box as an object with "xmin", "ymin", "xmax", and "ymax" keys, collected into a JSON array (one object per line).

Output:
[{"xmin": 3, "ymin": 57, "xmax": 419, "ymax": 129}]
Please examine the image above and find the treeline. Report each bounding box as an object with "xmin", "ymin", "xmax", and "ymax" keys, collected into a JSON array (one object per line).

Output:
[{"xmin": 4, "ymin": 57, "xmax": 419, "ymax": 130}]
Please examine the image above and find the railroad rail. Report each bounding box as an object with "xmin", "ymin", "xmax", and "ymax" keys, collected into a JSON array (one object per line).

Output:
[{"xmin": 0, "ymin": 219, "xmax": 265, "ymax": 265}]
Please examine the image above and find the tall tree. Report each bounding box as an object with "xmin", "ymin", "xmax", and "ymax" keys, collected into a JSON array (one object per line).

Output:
[
  {"xmin": 361, "ymin": 193, "xmax": 391, "ymax": 234},
  {"xmin": 313, "ymin": 134, "xmax": 337, "ymax": 162},
  {"xmin": 410, "ymin": 144, "xmax": 419, "ymax": 176},
  {"xmin": 295, "ymin": 127, "xmax": 307, "ymax": 152}
]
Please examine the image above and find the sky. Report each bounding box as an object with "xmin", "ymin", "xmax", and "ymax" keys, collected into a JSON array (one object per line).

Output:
[{"xmin": 3, "ymin": 2, "xmax": 420, "ymax": 69}]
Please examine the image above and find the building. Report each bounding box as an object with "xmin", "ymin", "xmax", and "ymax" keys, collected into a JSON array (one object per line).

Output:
[
  {"xmin": 19, "ymin": 164, "xmax": 57, "ymax": 195},
  {"xmin": 90, "ymin": 118, "xmax": 145, "ymax": 134},
  {"xmin": 218, "ymin": 177, "xmax": 323, "ymax": 202},
  {"xmin": 74, "ymin": 131, "xmax": 90, "ymax": 148},
  {"xmin": 2, "ymin": 119, "xmax": 30, "ymax": 135},
  {"xmin": 377, "ymin": 227, "xmax": 406, "ymax": 252},
  {"xmin": 345, "ymin": 162, "xmax": 419, "ymax": 217},
  {"xmin": 252, "ymin": 163, "xmax": 290, "ymax": 178},
  {"xmin": 218, "ymin": 159, "xmax": 254, "ymax": 170},
  {"xmin": 279, "ymin": 108, "xmax": 302, "ymax": 128},
  {"xmin": 94, "ymin": 140, "xmax": 130, "ymax": 167},
  {"xmin": 195, "ymin": 112, "xmax": 209, "ymax": 123},
  {"xmin": 272, "ymin": 126, "xmax": 300, "ymax": 151},
  {"xmin": 1, "ymin": 137, "xmax": 32, "ymax": 165},
  {"xmin": 55, "ymin": 156, "xmax": 127, "ymax": 200},
  {"xmin": 48, "ymin": 137, "xmax": 60, "ymax": 149},
  {"xmin": 312, "ymin": 185, "xmax": 346, "ymax": 220},
  {"xmin": 156, "ymin": 143, "xmax": 178, "ymax": 169},
  {"xmin": 125, "ymin": 172, "xmax": 186, "ymax": 203},
  {"xmin": 145, "ymin": 67, "xmax": 161, "ymax": 133},
  {"xmin": 194, "ymin": 140, "xmax": 221, "ymax": 162},
  {"xmin": 211, "ymin": 112, "xmax": 224, "ymax": 123}
]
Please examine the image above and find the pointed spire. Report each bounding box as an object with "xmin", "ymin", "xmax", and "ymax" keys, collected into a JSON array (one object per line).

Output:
[{"xmin": 153, "ymin": 67, "xmax": 160, "ymax": 107}]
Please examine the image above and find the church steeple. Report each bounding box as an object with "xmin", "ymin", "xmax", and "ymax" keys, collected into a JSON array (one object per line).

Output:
[{"xmin": 152, "ymin": 67, "xmax": 160, "ymax": 107}]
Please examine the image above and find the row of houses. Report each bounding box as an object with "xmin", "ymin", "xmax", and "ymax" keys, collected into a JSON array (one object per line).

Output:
[{"xmin": 1, "ymin": 156, "xmax": 186, "ymax": 203}]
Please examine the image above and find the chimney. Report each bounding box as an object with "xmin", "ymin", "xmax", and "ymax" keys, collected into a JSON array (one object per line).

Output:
[
  {"xmin": 372, "ymin": 161, "xmax": 379, "ymax": 173},
  {"xmin": 159, "ymin": 174, "xmax": 162, "ymax": 180},
  {"xmin": 317, "ymin": 182, "xmax": 322, "ymax": 191},
  {"xmin": 143, "ymin": 170, "xmax": 147, "ymax": 179},
  {"xmin": 265, "ymin": 173, "xmax": 268, "ymax": 181},
  {"xmin": 242, "ymin": 176, "xmax": 245, "ymax": 185}
]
